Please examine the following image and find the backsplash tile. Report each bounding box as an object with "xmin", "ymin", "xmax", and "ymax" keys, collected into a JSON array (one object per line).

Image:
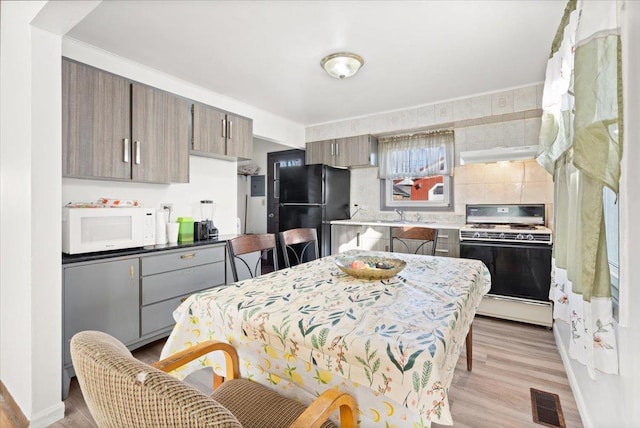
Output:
[
  {"xmin": 471, "ymin": 95, "xmax": 492, "ymax": 119},
  {"xmin": 434, "ymin": 102, "xmax": 453, "ymax": 123},
  {"xmin": 514, "ymin": 86, "xmax": 537, "ymax": 111},
  {"xmin": 453, "ymin": 98, "xmax": 472, "ymax": 121},
  {"xmin": 305, "ymin": 83, "xmax": 552, "ymax": 226},
  {"xmin": 491, "ymin": 91, "xmax": 514, "ymax": 115}
]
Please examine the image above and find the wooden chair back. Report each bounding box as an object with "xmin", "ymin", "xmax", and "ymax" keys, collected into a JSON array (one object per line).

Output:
[
  {"xmin": 279, "ymin": 228, "xmax": 319, "ymax": 268},
  {"xmin": 227, "ymin": 233, "xmax": 278, "ymax": 282},
  {"xmin": 390, "ymin": 227, "xmax": 439, "ymax": 255}
]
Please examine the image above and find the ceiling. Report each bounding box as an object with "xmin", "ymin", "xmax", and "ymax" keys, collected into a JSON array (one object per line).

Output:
[{"xmin": 66, "ymin": 1, "xmax": 567, "ymax": 126}]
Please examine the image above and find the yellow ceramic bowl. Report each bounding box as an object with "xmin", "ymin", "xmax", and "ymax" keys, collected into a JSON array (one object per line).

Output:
[{"xmin": 334, "ymin": 255, "xmax": 406, "ymax": 280}]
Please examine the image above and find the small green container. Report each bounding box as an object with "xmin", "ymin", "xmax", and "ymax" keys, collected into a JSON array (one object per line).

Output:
[{"xmin": 176, "ymin": 217, "xmax": 194, "ymax": 243}]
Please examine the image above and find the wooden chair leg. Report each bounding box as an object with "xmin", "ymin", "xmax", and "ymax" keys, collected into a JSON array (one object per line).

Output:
[{"xmin": 465, "ymin": 323, "xmax": 473, "ymax": 371}]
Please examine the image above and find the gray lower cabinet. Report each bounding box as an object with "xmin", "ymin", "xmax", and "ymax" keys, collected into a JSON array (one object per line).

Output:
[
  {"xmin": 433, "ymin": 228, "xmax": 460, "ymax": 258},
  {"xmin": 331, "ymin": 224, "xmax": 389, "ymax": 254},
  {"xmin": 62, "ymin": 243, "xmax": 227, "ymax": 399},
  {"xmin": 140, "ymin": 246, "xmax": 226, "ymax": 337},
  {"xmin": 62, "ymin": 257, "xmax": 139, "ymax": 397},
  {"xmin": 331, "ymin": 224, "xmax": 459, "ymax": 257}
]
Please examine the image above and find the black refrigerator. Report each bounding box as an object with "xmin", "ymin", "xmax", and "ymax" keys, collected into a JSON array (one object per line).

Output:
[{"xmin": 279, "ymin": 164, "xmax": 350, "ymax": 257}]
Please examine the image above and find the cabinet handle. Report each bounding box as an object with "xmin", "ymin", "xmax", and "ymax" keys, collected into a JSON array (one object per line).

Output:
[
  {"xmin": 228, "ymin": 120, "xmax": 233, "ymax": 140},
  {"xmin": 128, "ymin": 265, "xmax": 135, "ymax": 281},
  {"xmin": 221, "ymin": 118, "xmax": 226, "ymax": 138},
  {"xmin": 134, "ymin": 141, "xmax": 141, "ymax": 164},
  {"xmin": 331, "ymin": 143, "xmax": 335, "ymax": 156},
  {"xmin": 180, "ymin": 253, "xmax": 195, "ymax": 259},
  {"xmin": 356, "ymin": 232, "xmax": 360, "ymax": 247},
  {"xmin": 335, "ymin": 142, "xmax": 339, "ymax": 156},
  {"xmin": 123, "ymin": 138, "xmax": 129, "ymax": 163}
]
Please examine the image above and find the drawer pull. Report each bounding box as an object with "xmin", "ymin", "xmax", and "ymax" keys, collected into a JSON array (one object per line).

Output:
[
  {"xmin": 180, "ymin": 253, "xmax": 196, "ymax": 259},
  {"xmin": 435, "ymin": 249, "xmax": 449, "ymax": 254}
]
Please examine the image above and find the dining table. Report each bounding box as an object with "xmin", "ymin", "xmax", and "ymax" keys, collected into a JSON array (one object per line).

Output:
[{"xmin": 161, "ymin": 249, "xmax": 491, "ymax": 427}]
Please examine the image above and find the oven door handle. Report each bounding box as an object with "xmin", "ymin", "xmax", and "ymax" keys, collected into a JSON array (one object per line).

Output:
[{"xmin": 459, "ymin": 241, "xmax": 551, "ymax": 250}]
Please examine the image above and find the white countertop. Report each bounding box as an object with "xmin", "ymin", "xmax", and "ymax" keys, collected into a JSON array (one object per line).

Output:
[{"xmin": 331, "ymin": 219, "xmax": 462, "ymax": 230}]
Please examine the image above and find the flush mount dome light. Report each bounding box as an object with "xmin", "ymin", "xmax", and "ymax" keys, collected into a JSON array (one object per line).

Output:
[{"xmin": 320, "ymin": 52, "xmax": 364, "ymax": 79}]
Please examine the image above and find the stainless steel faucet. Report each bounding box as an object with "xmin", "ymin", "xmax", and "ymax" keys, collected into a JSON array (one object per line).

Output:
[{"xmin": 394, "ymin": 208, "xmax": 405, "ymax": 221}]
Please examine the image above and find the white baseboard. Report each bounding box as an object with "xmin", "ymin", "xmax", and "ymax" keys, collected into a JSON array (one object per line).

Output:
[
  {"xmin": 553, "ymin": 323, "xmax": 593, "ymax": 428},
  {"xmin": 29, "ymin": 402, "xmax": 65, "ymax": 428}
]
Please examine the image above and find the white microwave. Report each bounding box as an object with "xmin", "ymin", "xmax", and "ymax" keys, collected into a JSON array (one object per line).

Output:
[{"xmin": 62, "ymin": 207, "xmax": 156, "ymax": 254}]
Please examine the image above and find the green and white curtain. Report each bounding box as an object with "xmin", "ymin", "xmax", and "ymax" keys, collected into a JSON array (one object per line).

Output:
[
  {"xmin": 537, "ymin": 0, "xmax": 622, "ymax": 376},
  {"xmin": 378, "ymin": 130, "xmax": 454, "ymax": 179}
]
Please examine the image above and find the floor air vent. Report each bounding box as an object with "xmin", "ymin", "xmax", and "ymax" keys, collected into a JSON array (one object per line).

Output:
[{"xmin": 531, "ymin": 388, "xmax": 566, "ymax": 427}]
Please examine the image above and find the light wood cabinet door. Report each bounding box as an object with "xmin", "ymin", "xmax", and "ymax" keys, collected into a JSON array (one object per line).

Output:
[
  {"xmin": 62, "ymin": 59, "xmax": 131, "ymax": 179},
  {"xmin": 192, "ymin": 104, "xmax": 253, "ymax": 160},
  {"xmin": 131, "ymin": 84, "xmax": 190, "ymax": 183},
  {"xmin": 335, "ymin": 135, "xmax": 378, "ymax": 167},
  {"xmin": 192, "ymin": 103, "xmax": 226, "ymax": 156},
  {"xmin": 225, "ymin": 113, "xmax": 253, "ymax": 159},
  {"xmin": 306, "ymin": 139, "xmax": 335, "ymax": 165}
]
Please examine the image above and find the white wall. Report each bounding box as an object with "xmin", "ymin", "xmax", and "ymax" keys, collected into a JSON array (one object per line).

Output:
[
  {"xmin": 1, "ymin": 1, "xmax": 65, "ymax": 425},
  {"xmin": 63, "ymin": 156, "xmax": 237, "ymax": 234},
  {"xmin": 614, "ymin": 0, "xmax": 640, "ymax": 423},
  {"xmin": 237, "ymin": 138, "xmax": 292, "ymax": 234},
  {"xmin": 1, "ymin": 2, "xmax": 305, "ymax": 426}
]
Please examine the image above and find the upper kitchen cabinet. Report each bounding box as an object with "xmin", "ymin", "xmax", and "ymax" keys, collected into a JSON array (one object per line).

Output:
[
  {"xmin": 306, "ymin": 135, "xmax": 378, "ymax": 168},
  {"xmin": 62, "ymin": 59, "xmax": 190, "ymax": 183},
  {"xmin": 131, "ymin": 84, "xmax": 189, "ymax": 183},
  {"xmin": 62, "ymin": 59, "xmax": 132, "ymax": 180},
  {"xmin": 191, "ymin": 103, "xmax": 253, "ymax": 160}
]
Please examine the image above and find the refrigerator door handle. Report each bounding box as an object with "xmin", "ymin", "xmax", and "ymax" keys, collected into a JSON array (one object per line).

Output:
[{"xmin": 279, "ymin": 203, "xmax": 323, "ymax": 207}]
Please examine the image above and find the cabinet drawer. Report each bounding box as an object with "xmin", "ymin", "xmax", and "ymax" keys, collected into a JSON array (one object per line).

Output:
[
  {"xmin": 142, "ymin": 261, "xmax": 225, "ymax": 305},
  {"xmin": 435, "ymin": 229, "xmax": 459, "ymax": 244},
  {"xmin": 434, "ymin": 243, "xmax": 460, "ymax": 258},
  {"xmin": 141, "ymin": 294, "xmax": 186, "ymax": 336},
  {"xmin": 141, "ymin": 246, "xmax": 225, "ymax": 275}
]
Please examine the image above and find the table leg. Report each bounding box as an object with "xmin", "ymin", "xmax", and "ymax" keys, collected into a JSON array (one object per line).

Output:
[{"xmin": 465, "ymin": 323, "xmax": 473, "ymax": 371}]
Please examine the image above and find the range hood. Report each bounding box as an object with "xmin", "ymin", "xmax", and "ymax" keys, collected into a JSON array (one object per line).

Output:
[{"xmin": 459, "ymin": 145, "xmax": 538, "ymax": 165}]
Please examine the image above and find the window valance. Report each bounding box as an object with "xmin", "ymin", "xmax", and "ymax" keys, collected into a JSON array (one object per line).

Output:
[{"xmin": 378, "ymin": 130, "xmax": 454, "ymax": 179}]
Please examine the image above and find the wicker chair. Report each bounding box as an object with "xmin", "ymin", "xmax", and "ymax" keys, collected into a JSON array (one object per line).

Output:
[
  {"xmin": 71, "ymin": 331, "xmax": 358, "ymax": 428},
  {"xmin": 279, "ymin": 228, "xmax": 320, "ymax": 268}
]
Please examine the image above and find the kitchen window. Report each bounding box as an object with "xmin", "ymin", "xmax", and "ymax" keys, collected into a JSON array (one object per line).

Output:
[{"xmin": 379, "ymin": 130, "xmax": 454, "ymax": 211}]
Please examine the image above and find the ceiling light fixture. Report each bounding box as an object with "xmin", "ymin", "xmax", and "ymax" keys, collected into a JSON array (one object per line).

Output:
[{"xmin": 320, "ymin": 52, "xmax": 364, "ymax": 79}]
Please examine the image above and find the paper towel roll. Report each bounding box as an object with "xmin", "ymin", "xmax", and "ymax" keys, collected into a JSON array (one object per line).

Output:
[{"xmin": 156, "ymin": 209, "xmax": 167, "ymax": 244}]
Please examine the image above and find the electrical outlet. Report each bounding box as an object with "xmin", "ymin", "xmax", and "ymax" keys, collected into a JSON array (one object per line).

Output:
[{"xmin": 161, "ymin": 203, "xmax": 173, "ymax": 211}]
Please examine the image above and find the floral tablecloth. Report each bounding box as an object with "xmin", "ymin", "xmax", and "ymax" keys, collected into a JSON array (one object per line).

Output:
[{"xmin": 161, "ymin": 250, "xmax": 490, "ymax": 427}]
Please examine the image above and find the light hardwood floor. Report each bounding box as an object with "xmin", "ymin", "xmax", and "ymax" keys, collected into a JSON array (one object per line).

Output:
[{"xmin": 30, "ymin": 316, "xmax": 581, "ymax": 427}]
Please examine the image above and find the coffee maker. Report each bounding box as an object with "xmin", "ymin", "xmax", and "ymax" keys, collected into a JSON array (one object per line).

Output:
[{"xmin": 194, "ymin": 200, "xmax": 218, "ymax": 240}]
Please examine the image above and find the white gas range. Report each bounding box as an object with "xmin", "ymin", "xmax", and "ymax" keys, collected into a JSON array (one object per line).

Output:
[{"xmin": 459, "ymin": 204, "xmax": 554, "ymax": 327}]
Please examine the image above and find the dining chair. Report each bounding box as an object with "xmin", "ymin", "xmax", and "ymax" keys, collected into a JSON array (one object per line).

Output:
[
  {"xmin": 227, "ymin": 233, "xmax": 279, "ymax": 282},
  {"xmin": 390, "ymin": 226, "xmax": 439, "ymax": 256},
  {"xmin": 71, "ymin": 330, "xmax": 358, "ymax": 428},
  {"xmin": 279, "ymin": 228, "xmax": 320, "ymax": 268}
]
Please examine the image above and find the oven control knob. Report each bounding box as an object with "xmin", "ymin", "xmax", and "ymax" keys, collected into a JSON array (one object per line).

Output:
[
  {"xmin": 481, "ymin": 232, "xmax": 489, "ymax": 238},
  {"xmin": 527, "ymin": 234, "xmax": 534, "ymax": 241},
  {"xmin": 499, "ymin": 233, "xmax": 506, "ymax": 239},
  {"xmin": 473, "ymin": 232, "xmax": 481, "ymax": 238},
  {"xmin": 516, "ymin": 233, "xmax": 524, "ymax": 240}
]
